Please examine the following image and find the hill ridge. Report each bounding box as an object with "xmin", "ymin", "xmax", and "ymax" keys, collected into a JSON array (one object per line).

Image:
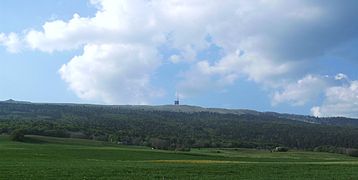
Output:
[{"xmin": 1, "ymin": 99, "xmax": 357, "ymax": 126}]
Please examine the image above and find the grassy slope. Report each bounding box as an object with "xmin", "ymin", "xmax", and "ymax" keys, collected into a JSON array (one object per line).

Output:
[{"xmin": 1, "ymin": 135, "xmax": 358, "ymax": 179}]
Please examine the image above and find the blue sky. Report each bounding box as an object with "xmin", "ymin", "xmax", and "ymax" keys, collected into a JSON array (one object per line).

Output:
[
  {"xmin": 0, "ymin": 0, "xmax": 93, "ymax": 103},
  {"xmin": 1, "ymin": 0, "xmax": 358, "ymax": 117}
]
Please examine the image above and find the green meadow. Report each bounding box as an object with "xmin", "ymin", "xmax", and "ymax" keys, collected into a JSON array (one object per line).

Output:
[{"xmin": 1, "ymin": 135, "xmax": 358, "ymax": 179}]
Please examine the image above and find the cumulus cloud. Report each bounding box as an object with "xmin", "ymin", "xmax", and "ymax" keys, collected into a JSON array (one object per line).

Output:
[
  {"xmin": 175, "ymin": 0, "xmax": 358, "ymax": 97},
  {"xmin": 273, "ymin": 73, "xmax": 358, "ymax": 118},
  {"xmin": 0, "ymin": 32, "xmax": 22, "ymax": 53},
  {"xmin": 272, "ymin": 75, "xmax": 329, "ymax": 106},
  {"xmin": 2, "ymin": 0, "xmax": 358, "ymax": 115},
  {"xmin": 311, "ymin": 80, "xmax": 358, "ymax": 118},
  {"xmin": 59, "ymin": 43, "xmax": 162, "ymax": 104},
  {"xmin": 177, "ymin": 50, "xmax": 299, "ymax": 96},
  {"xmin": 335, "ymin": 73, "xmax": 348, "ymax": 81}
]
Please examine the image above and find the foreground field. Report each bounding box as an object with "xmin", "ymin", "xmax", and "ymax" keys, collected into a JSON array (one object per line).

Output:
[{"xmin": 0, "ymin": 136, "xmax": 358, "ymax": 179}]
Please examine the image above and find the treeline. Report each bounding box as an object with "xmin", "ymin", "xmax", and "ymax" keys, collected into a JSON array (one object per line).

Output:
[
  {"xmin": 314, "ymin": 146, "xmax": 358, "ymax": 157},
  {"xmin": 1, "ymin": 102, "xmax": 358, "ymax": 151}
]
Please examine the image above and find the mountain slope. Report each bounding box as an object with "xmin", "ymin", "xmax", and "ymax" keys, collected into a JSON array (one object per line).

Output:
[{"xmin": 1, "ymin": 100, "xmax": 358, "ymax": 150}]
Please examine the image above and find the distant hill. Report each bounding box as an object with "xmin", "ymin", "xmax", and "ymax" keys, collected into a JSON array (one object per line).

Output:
[
  {"xmin": 1, "ymin": 100, "xmax": 358, "ymax": 150},
  {"xmin": 3, "ymin": 99, "xmax": 32, "ymax": 104},
  {"xmin": 1, "ymin": 99, "xmax": 358, "ymax": 127},
  {"xmin": 109, "ymin": 104, "xmax": 358, "ymax": 126}
]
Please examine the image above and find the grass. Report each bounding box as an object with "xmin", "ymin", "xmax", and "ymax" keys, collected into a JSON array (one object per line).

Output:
[{"xmin": 1, "ymin": 135, "xmax": 358, "ymax": 179}]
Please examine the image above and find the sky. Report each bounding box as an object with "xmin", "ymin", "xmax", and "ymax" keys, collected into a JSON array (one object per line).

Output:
[{"xmin": 0, "ymin": 0, "xmax": 358, "ymax": 118}]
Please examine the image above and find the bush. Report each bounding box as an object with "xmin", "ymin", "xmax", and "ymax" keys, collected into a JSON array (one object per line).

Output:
[
  {"xmin": 149, "ymin": 138, "xmax": 170, "ymax": 150},
  {"xmin": 314, "ymin": 146, "xmax": 357, "ymax": 156},
  {"xmin": 314, "ymin": 145, "xmax": 339, "ymax": 153},
  {"xmin": 10, "ymin": 129, "xmax": 25, "ymax": 142}
]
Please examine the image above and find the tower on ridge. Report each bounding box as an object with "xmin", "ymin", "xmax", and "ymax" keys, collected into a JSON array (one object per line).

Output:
[{"xmin": 174, "ymin": 92, "xmax": 179, "ymax": 105}]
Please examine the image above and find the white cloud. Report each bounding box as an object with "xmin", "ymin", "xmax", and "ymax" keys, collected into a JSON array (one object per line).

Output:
[
  {"xmin": 272, "ymin": 73, "xmax": 358, "ymax": 118},
  {"xmin": 273, "ymin": 73, "xmax": 358, "ymax": 118},
  {"xmin": 0, "ymin": 32, "xmax": 22, "ymax": 53},
  {"xmin": 59, "ymin": 43, "xmax": 162, "ymax": 104},
  {"xmin": 310, "ymin": 106, "xmax": 322, "ymax": 117},
  {"xmin": 335, "ymin": 73, "xmax": 348, "ymax": 81},
  {"xmin": 178, "ymin": 49, "xmax": 300, "ymax": 97},
  {"xmin": 272, "ymin": 75, "xmax": 329, "ymax": 106},
  {"xmin": 311, "ymin": 80, "xmax": 358, "ymax": 118},
  {"xmin": 177, "ymin": 52, "xmax": 242, "ymax": 96},
  {"xmin": 175, "ymin": 0, "xmax": 358, "ymax": 98}
]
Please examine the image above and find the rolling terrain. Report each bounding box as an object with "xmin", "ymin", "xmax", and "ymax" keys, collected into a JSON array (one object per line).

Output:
[
  {"xmin": 1, "ymin": 135, "xmax": 358, "ymax": 179},
  {"xmin": 1, "ymin": 100, "xmax": 358, "ymax": 179},
  {"xmin": 2, "ymin": 99, "xmax": 358, "ymax": 126},
  {"xmin": 1, "ymin": 100, "xmax": 358, "ymax": 151}
]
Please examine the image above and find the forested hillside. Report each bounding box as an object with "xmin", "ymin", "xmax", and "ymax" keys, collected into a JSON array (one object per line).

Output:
[{"xmin": 1, "ymin": 100, "xmax": 358, "ymax": 151}]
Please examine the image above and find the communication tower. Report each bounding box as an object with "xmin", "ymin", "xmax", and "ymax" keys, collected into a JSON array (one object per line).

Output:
[{"xmin": 174, "ymin": 93, "xmax": 179, "ymax": 105}]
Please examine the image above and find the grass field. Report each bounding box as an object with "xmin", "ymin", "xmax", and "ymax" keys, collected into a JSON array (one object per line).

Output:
[{"xmin": 1, "ymin": 135, "xmax": 358, "ymax": 179}]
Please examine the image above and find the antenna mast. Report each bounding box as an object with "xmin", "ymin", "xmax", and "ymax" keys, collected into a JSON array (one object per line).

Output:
[{"xmin": 174, "ymin": 92, "xmax": 179, "ymax": 105}]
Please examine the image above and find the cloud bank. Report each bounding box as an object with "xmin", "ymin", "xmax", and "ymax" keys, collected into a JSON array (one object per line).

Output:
[{"xmin": 1, "ymin": 0, "xmax": 358, "ymax": 117}]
